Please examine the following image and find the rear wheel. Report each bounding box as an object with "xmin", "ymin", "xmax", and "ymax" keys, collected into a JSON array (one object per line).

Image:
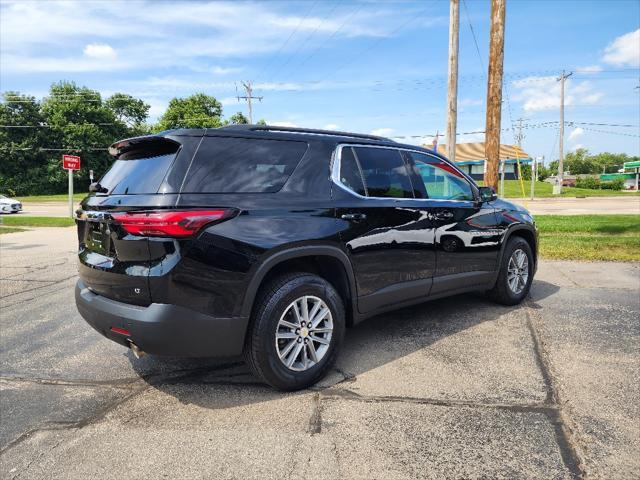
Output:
[
  {"xmin": 488, "ymin": 236, "xmax": 534, "ymax": 305},
  {"xmin": 244, "ymin": 273, "xmax": 345, "ymax": 390}
]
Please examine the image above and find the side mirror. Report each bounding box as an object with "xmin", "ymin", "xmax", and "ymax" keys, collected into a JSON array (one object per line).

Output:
[
  {"xmin": 478, "ymin": 186, "xmax": 498, "ymax": 203},
  {"xmin": 89, "ymin": 182, "xmax": 108, "ymax": 193}
]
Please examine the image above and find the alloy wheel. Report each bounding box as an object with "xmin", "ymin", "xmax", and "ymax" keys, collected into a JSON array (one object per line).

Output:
[
  {"xmin": 507, "ymin": 248, "xmax": 529, "ymax": 295},
  {"xmin": 275, "ymin": 295, "xmax": 334, "ymax": 372}
]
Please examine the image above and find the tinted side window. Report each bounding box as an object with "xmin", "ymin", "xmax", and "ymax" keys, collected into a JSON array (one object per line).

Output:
[
  {"xmin": 339, "ymin": 147, "xmax": 366, "ymax": 196},
  {"xmin": 182, "ymin": 137, "xmax": 308, "ymax": 193},
  {"xmin": 352, "ymin": 147, "xmax": 414, "ymax": 198},
  {"xmin": 407, "ymin": 152, "xmax": 474, "ymax": 201}
]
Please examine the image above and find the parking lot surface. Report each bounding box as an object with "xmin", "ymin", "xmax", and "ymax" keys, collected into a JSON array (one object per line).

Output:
[{"xmin": 1, "ymin": 227, "xmax": 638, "ymax": 479}]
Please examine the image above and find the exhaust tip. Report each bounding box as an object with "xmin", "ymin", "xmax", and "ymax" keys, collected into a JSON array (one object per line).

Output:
[{"xmin": 128, "ymin": 341, "xmax": 146, "ymax": 359}]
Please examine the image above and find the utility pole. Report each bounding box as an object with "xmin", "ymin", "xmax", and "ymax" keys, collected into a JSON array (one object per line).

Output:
[
  {"xmin": 555, "ymin": 70, "xmax": 572, "ymax": 194},
  {"xmin": 446, "ymin": 0, "xmax": 460, "ymax": 162},
  {"xmin": 236, "ymin": 81, "xmax": 263, "ymax": 124},
  {"xmin": 483, "ymin": 0, "xmax": 506, "ymax": 192}
]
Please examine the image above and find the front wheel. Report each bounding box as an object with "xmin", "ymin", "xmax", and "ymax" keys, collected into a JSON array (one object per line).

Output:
[
  {"xmin": 244, "ymin": 272, "xmax": 345, "ymax": 391},
  {"xmin": 487, "ymin": 236, "xmax": 534, "ymax": 305}
]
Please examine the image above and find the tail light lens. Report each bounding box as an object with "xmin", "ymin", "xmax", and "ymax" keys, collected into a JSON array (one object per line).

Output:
[{"xmin": 111, "ymin": 209, "xmax": 235, "ymax": 237}]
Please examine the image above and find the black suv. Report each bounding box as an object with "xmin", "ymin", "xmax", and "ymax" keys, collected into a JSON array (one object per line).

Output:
[{"xmin": 75, "ymin": 125, "xmax": 537, "ymax": 390}]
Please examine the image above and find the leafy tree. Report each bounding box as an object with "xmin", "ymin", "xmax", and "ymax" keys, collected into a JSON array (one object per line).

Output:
[
  {"xmin": 0, "ymin": 81, "xmax": 150, "ymax": 195},
  {"xmin": 105, "ymin": 93, "xmax": 150, "ymax": 131},
  {"xmin": 155, "ymin": 93, "xmax": 222, "ymax": 130},
  {"xmin": 227, "ymin": 111, "xmax": 249, "ymax": 125}
]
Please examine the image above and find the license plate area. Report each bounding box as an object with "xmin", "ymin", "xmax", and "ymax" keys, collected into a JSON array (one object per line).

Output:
[{"xmin": 85, "ymin": 221, "xmax": 112, "ymax": 255}]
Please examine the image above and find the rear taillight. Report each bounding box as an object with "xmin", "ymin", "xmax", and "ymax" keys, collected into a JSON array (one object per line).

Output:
[{"xmin": 111, "ymin": 209, "xmax": 234, "ymax": 237}]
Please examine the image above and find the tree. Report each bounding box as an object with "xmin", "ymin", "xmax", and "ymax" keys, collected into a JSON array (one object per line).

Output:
[
  {"xmin": 105, "ymin": 93, "xmax": 150, "ymax": 131},
  {"xmin": 0, "ymin": 82, "xmax": 150, "ymax": 195},
  {"xmin": 227, "ymin": 111, "xmax": 249, "ymax": 125},
  {"xmin": 0, "ymin": 92, "xmax": 52, "ymax": 195},
  {"xmin": 155, "ymin": 93, "xmax": 222, "ymax": 130}
]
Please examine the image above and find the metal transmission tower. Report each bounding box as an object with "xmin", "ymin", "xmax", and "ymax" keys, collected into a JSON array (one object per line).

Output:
[{"xmin": 236, "ymin": 81, "xmax": 263, "ymax": 124}]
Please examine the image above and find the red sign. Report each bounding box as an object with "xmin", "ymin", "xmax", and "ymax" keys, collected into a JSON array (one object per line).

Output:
[{"xmin": 62, "ymin": 155, "xmax": 81, "ymax": 170}]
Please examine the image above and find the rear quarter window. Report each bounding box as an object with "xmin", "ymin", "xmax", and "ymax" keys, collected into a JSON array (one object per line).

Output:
[{"xmin": 182, "ymin": 137, "xmax": 308, "ymax": 193}]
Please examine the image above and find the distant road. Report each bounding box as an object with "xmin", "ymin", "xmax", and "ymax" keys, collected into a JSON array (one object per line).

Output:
[{"xmin": 8, "ymin": 196, "xmax": 640, "ymax": 218}]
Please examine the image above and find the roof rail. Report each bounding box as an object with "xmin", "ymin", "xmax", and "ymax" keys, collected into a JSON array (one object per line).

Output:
[{"xmin": 217, "ymin": 124, "xmax": 394, "ymax": 142}]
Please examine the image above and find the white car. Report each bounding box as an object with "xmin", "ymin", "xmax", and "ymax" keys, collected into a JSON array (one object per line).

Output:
[{"xmin": 0, "ymin": 194, "xmax": 22, "ymax": 214}]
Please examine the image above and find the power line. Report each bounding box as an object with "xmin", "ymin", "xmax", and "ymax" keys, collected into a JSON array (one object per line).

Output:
[
  {"xmin": 258, "ymin": 0, "xmax": 319, "ymax": 83},
  {"xmin": 266, "ymin": 1, "xmax": 341, "ymax": 84},
  {"xmin": 461, "ymin": 0, "xmax": 485, "ymax": 78}
]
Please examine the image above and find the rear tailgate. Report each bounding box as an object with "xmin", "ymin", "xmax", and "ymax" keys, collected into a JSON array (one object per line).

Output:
[{"xmin": 76, "ymin": 134, "xmax": 198, "ymax": 305}]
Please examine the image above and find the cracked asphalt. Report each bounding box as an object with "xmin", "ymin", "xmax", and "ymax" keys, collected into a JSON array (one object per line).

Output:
[{"xmin": 1, "ymin": 227, "xmax": 638, "ymax": 479}]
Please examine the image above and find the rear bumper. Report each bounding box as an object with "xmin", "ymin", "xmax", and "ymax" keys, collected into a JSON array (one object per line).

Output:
[{"xmin": 75, "ymin": 279, "xmax": 248, "ymax": 357}]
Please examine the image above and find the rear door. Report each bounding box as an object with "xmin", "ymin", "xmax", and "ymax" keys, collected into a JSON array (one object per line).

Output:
[
  {"xmin": 76, "ymin": 136, "xmax": 194, "ymax": 306},
  {"xmin": 333, "ymin": 145, "xmax": 437, "ymax": 314}
]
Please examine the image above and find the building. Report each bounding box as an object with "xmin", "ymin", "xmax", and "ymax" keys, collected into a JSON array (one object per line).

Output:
[{"xmin": 427, "ymin": 142, "xmax": 532, "ymax": 180}]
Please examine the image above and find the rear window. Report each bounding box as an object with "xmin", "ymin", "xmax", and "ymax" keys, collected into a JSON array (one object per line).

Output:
[
  {"xmin": 352, "ymin": 147, "xmax": 414, "ymax": 199},
  {"xmin": 182, "ymin": 137, "xmax": 308, "ymax": 193},
  {"xmin": 100, "ymin": 151, "xmax": 178, "ymax": 195}
]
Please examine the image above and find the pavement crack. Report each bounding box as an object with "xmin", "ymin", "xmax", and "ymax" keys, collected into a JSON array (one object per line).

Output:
[
  {"xmin": 307, "ymin": 392, "xmax": 322, "ymax": 435},
  {"xmin": 321, "ymin": 388, "xmax": 558, "ymax": 414},
  {"xmin": 525, "ymin": 301, "xmax": 588, "ymax": 479},
  {"xmin": 0, "ymin": 374, "xmax": 144, "ymax": 389}
]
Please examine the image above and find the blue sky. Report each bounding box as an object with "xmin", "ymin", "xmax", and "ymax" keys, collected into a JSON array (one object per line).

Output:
[{"xmin": 1, "ymin": 0, "xmax": 639, "ymax": 162}]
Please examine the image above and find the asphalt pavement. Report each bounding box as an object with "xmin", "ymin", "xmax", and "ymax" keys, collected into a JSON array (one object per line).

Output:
[{"xmin": 0, "ymin": 227, "xmax": 638, "ymax": 479}]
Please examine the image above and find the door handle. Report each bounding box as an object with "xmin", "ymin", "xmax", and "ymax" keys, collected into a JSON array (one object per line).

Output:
[
  {"xmin": 434, "ymin": 210, "xmax": 454, "ymax": 220},
  {"xmin": 341, "ymin": 213, "xmax": 367, "ymax": 222}
]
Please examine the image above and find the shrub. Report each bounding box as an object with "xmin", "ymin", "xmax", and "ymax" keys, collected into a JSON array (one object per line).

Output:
[
  {"xmin": 600, "ymin": 179, "xmax": 625, "ymax": 190},
  {"xmin": 576, "ymin": 177, "xmax": 600, "ymax": 189}
]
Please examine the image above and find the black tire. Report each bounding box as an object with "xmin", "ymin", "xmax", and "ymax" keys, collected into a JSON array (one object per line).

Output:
[
  {"xmin": 487, "ymin": 236, "xmax": 534, "ymax": 305},
  {"xmin": 244, "ymin": 272, "xmax": 345, "ymax": 391}
]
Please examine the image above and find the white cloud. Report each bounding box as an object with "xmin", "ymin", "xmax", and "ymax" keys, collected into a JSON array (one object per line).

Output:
[
  {"xmin": 602, "ymin": 29, "xmax": 640, "ymax": 66},
  {"xmin": 512, "ymin": 76, "xmax": 603, "ymax": 112},
  {"xmin": 575, "ymin": 64, "xmax": 602, "ymax": 73},
  {"xmin": 323, "ymin": 124, "xmax": 340, "ymax": 130},
  {"xmin": 568, "ymin": 127, "xmax": 584, "ymax": 142},
  {"xmin": 571, "ymin": 143, "xmax": 584, "ymax": 151},
  {"xmin": 211, "ymin": 65, "xmax": 243, "ymax": 75},
  {"xmin": 0, "ymin": 1, "xmax": 417, "ymax": 75},
  {"xmin": 370, "ymin": 128, "xmax": 394, "ymax": 137},
  {"xmin": 83, "ymin": 43, "xmax": 117, "ymax": 60}
]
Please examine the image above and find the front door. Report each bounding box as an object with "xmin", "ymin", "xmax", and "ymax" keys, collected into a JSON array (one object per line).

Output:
[
  {"xmin": 403, "ymin": 151, "xmax": 501, "ymax": 295},
  {"xmin": 333, "ymin": 145, "xmax": 437, "ymax": 313}
]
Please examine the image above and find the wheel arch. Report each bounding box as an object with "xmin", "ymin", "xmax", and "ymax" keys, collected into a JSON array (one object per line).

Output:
[
  {"xmin": 241, "ymin": 246, "xmax": 358, "ymax": 326},
  {"xmin": 499, "ymin": 225, "xmax": 538, "ymax": 271}
]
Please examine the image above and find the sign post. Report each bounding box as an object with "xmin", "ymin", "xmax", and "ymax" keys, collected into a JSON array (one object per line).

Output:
[{"xmin": 62, "ymin": 155, "xmax": 81, "ymax": 218}]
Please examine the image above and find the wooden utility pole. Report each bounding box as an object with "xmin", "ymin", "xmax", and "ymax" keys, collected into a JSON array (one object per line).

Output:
[
  {"xmin": 483, "ymin": 0, "xmax": 506, "ymax": 191},
  {"xmin": 446, "ymin": 0, "xmax": 460, "ymax": 162},
  {"xmin": 555, "ymin": 70, "xmax": 573, "ymax": 194},
  {"xmin": 236, "ymin": 81, "xmax": 263, "ymax": 124}
]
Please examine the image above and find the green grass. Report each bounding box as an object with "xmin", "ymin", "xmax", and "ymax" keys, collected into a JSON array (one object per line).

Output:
[
  {"xmin": 478, "ymin": 180, "xmax": 640, "ymax": 198},
  {"xmin": 0, "ymin": 226, "xmax": 26, "ymax": 234},
  {"xmin": 16, "ymin": 193, "xmax": 86, "ymax": 203},
  {"xmin": 0, "ymin": 216, "xmax": 76, "ymax": 227},
  {"xmin": 536, "ymin": 214, "xmax": 640, "ymax": 261}
]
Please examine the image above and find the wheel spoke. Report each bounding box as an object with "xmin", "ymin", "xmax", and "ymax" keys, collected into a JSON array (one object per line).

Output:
[
  {"xmin": 279, "ymin": 339, "xmax": 297, "ymax": 359},
  {"xmin": 309, "ymin": 306, "xmax": 329, "ymax": 329},
  {"xmin": 310, "ymin": 334, "xmax": 330, "ymax": 345},
  {"xmin": 286, "ymin": 342, "xmax": 304, "ymax": 367},
  {"xmin": 291, "ymin": 302, "xmax": 303, "ymax": 325},
  {"xmin": 307, "ymin": 340, "xmax": 319, "ymax": 363},
  {"xmin": 280, "ymin": 319, "xmax": 299, "ymax": 330},
  {"xmin": 310, "ymin": 327, "xmax": 332, "ymax": 334},
  {"xmin": 300, "ymin": 297, "xmax": 310, "ymax": 323},
  {"xmin": 307, "ymin": 300, "xmax": 322, "ymax": 325},
  {"xmin": 277, "ymin": 332, "xmax": 297, "ymax": 340}
]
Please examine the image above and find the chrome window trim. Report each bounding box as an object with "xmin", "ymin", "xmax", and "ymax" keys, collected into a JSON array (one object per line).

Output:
[{"xmin": 330, "ymin": 143, "xmax": 476, "ymax": 203}]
